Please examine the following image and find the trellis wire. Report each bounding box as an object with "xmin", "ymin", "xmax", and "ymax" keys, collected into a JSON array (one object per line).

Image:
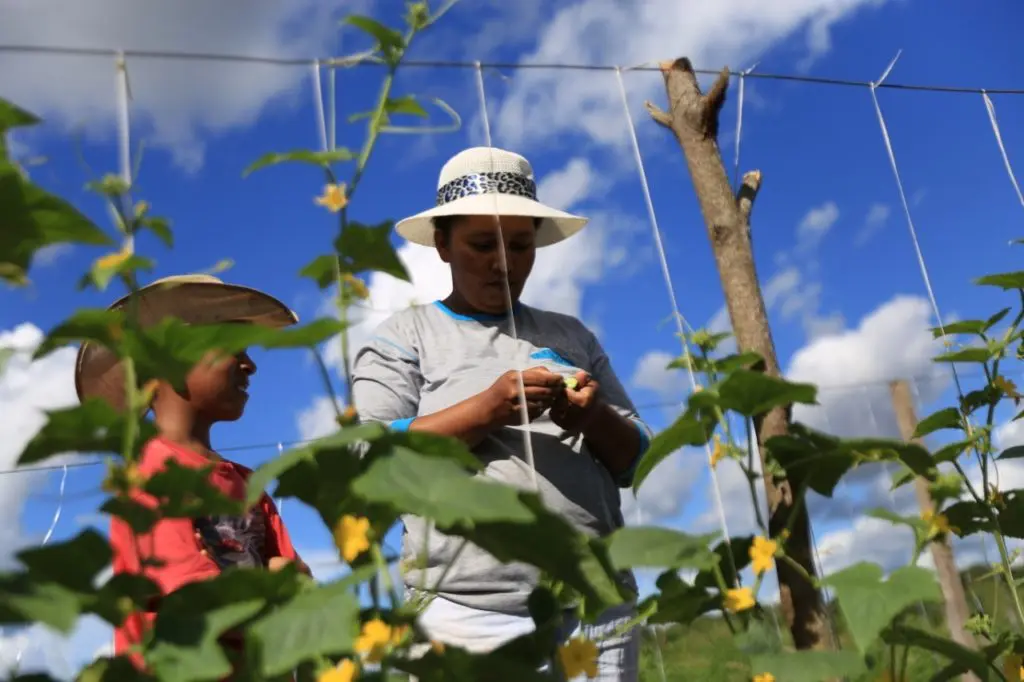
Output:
[{"xmin": 982, "ymin": 92, "xmax": 1024, "ymax": 211}]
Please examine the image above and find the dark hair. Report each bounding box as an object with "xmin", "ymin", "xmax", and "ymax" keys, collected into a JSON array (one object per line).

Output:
[{"xmin": 432, "ymin": 215, "xmax": 543, "ymax": 245}]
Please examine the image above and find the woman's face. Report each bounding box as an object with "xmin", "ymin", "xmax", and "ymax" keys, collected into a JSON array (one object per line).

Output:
[
  {"xmin": 183, "ymin": 348, "xmax": 256, "ymax": 422},
  {"xmin": 435, "ymin": 214, "xmax": 537, "ymax": 314}
]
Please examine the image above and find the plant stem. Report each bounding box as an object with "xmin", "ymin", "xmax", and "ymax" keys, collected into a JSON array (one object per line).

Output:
[
  {"xmin": 744, "ymin": 416, "xmax": 768, "ymax": 533},
  {"xmin": 313, "ymin": 349, "xmax": 345, "ymax": 424}
]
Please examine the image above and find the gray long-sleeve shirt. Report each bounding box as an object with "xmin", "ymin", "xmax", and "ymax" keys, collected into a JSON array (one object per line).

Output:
[{"xmin": 351, "ymin": 300, "xmax": 651, "ymax": 615}]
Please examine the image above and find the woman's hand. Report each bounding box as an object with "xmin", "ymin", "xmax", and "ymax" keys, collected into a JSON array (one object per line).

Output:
[
  {"xmin": 550, "ymin": 371, "xmax": 601, "ymax": 434},
  {"xmin": 269, "ymin": 555, "xmax": 312, "ymax": 576},
  {"xmin": 481, "ymin": 366, "xmax": 565, "ymax": 428}
]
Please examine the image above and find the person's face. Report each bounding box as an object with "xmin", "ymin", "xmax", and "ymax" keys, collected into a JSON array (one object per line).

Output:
[
  {"xmin": 435, "ymin": 214, "xmax": 537, "ymax": 314},
  {"xmin": 183, "ymin": 348, "xmax": 256, "ymax": 422}
]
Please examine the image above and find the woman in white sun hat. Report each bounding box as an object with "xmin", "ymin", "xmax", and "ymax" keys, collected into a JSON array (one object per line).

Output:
[{"xmin": 352, "ymin": 147, "xmax": 651, "ymax": 680}]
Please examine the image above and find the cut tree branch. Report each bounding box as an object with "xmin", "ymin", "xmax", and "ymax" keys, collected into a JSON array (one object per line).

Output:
[
  {"xmin": 644, "ymin": 101, "xmax": 672, "ymax": 129},
  {"xmin": 737, "ymin": 169, "xmax": 762, "ymax": 223}
]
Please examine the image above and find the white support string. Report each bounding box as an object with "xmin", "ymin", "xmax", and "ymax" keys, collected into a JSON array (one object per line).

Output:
[
  {"xmin": 275, "ymin": 442, "xmax": 285, "ymax": 512},
  {"xmin": 328, "ymin": 69, "xmax": 337, "ymax": 153},
  {"xmin": 473, "ymin": 62, "xmax": 538, "ymax": 489},
  {"xmin": 613, "ymin": 66, "xmax": 733, "ymax": 550},
  {"xmin": 732, "ymin": 63, "xmax": 758, "ymax": 190},
  {"xmin": 869, "ymin": 53, "xmax": 966, "ymax": 400},
  {"xmin": 311, "ymin": 60, "xmax": 329, "ymax": 153},
  {"xmin": 982, "ymin": 91, "xmax": 1024, "ymax": 211},
  {"xmin": 114, "ymin": 51, "xmax": 134, "ymax": 252}
]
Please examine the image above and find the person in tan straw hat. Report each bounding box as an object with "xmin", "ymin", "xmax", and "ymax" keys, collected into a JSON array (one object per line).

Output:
[
  {"xmin": 80, "ymin": 275, "xmax": 311, "ymax": 676},
  {"xmin": 353, "ymin": 148, "xmax": 648, "ymax": 680}
]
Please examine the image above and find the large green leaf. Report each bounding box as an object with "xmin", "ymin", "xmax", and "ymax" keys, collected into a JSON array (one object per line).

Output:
[
  {"xmin": 143, "ymin": 460, "xmax": 243, "ymax": 520},
  {"xmin": 913, "ymin": 406, "xmax": 962, "ymax": 438},
  {"xmin": 644, "ymin": 571, "xmax": 718, "ymax": 625},
  {"xmin": 18, "ymin": 398, "xmax": 158, "ymax": 465},
  {"xmin": 632, "ymin": 409, "xmax": 714, "ymax": 493},
  {"xmin": 934, "ymin": 347, "xmax": 995, "ymax": 364},
  {"xmin": 748, "ymin": 651, "xmax": 866, "ymax": 682},
  {"xmin": 942, "ymin": 500, "xmax": 995, "ymax": 537},
  {"xmin": 714, "ymin": 369, "xmax": 817, "ymax": 417},
  {"xmin": 351, "ymin": 447, "xmax": 534, "ymax": 526},
  {"xmin": 16, "ymin": 529, "xmax": 111, "ymax": 592},
  {"xmin": 932, "ymin": 308, "xmax": 1011, "ymax": 338},
  {"xmin": 0, "ymin": 572, "xmax": 85, "ymax": 632},
  {"xmin": 0, "ymin": 97, "xmax": 41, "ymax": 134},
  {"xmin": 604, "ymin": 527, "xmax": 718, "ymax": 571},
  {"xmin": 344, "ymin": 15, "xmax": 406, "ymax": 63},
  {"xmin": 670, "ymin": 350, "xmax": 762, "ymax": 376},
  {"xmin": 883, "ymin": 624, "xmax": 995, "ymax": 681},
  {"xmin": 694, "ymin": 535, "xmax": 754, "ymax": 590},
  {"xmin": 975, "ymin": 271, "xmax": 1024, "ymax": 290},
  {"xmin": 821, "ymin": 562, "xmax": 942, "ymax": 654},
  {"xmin": 242, "ymin": 148, "xmax": 356, "ymax": 177},
  {"xmin": 247, "ymin": 580, "xmax": 360, "ymax": 676},
  {"xmin": 76, "ymin": 655, "xmax": 155, "ymax": 682},
  {"xmin": 335, "ymin": 220, "xmax": 409, "ymax": 281},
  {"xmin": 0, "ymin": 161, "xmax": 112, "ymax": 284},
  {"xmin": 452, "ymin": 494, "xmax": 624, "ymax": 618}
]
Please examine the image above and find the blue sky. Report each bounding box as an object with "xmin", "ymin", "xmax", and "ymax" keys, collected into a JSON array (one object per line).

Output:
[{"xmin": 3, "ymin": 0, "xmax": 1024, "ymax": 674}]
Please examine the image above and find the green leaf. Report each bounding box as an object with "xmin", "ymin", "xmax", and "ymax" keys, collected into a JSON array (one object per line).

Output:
[
  {"xmin": 866, "ymin": 507, "xmax": 929, "ymax": 556},
  {"xmin": 934, "ymin": 347, "xmax": 994, "ymax": 363},
  {"xmin": 144, "ymin": 460, "xmax": 243, "ymax": 520},
  {"xmin": 714, "ymin": 369, "xmax": 817, "ymax": 417},
  {"xmin": 632, "ymin": 409, "xmax": 714, "ymax": 493},
  {"xmin": 694, "ymin": 536, "xmax": 754, "ymax": 590},
  {"xmin": 669, "ymin": 350, "xmax": 762, "ymax": 375},
  {"xmin": 644, "ymin": 571, "xmax": 718, "ymax": 626},
  {"xmin": 242, "ymin": 148, "xmax": 356, "ymax": 177},
  {"xmin": 247, "ymin": 580, "xmax": 360, "ymax": 675},
  {"xmin": 76, "ymin": 655, "xmax": 155, "ymax": 682},
  {"xmin": 975, "ymin": 271, "xmax": 1024, "ymax": 290},
  {"xmin": 932, "ymin": 308, "xmax": 1011, "ymax": 338},
  {"xmin": 80, "ymin": 252, "xmax": 155, "ymax": 292},
  {"xmin": 335, "ymin": 220, "xmax": 409, "ymax": 281},
  {"xmin": 821, "ymin": 562, "xmax": 942, "ymax": 654},
  {"xmin": 246, "ymin": 424, "xmax": 385, "ymax": 507},
  {"xmin": 748, "ymin": 651, "xmax": 866, "ymax": 682},
  {"xmin": 0, "ymin": 161, "xmax": 113, "ymax": 284},
  {"xmin": 299, "ymin": 254, "xmax": 338, "ymax": 289},
  {"xmin": 384, "ymin": 95, "xmax": 428, "ymax": 118},
  {"xmin": 18, "ymin": 398, "xmax": 158, "ymax": 465},
  {"xmin": 344, "ymin": 15, "xmax": 406, "ymax": 55},
  {"xmin": 91, "ymin": 572, "xmax": 161, "ymax": 626},
  {"xmin": 999, "ymin": 445, "xmax": 1024, "ymax": 460},
  {"xmin": 913, "ymin": 406, "xmax": 962, "ymax": 438},
  {"xmin": 0, "ymin": 573, "xmax": 85, "ymax": 632},
  {"xmin": 16, "ymin": 529, "xmax": 111, "ymax": 591},
  {"xmin": 943, "ymin": 500, "xmax": 995, "ymax": 536},
  {"xmin": 604, "ymin": 527, "xmax": 718, "ymax": 571},
  {"xmin": 85, "ymin": 174, "xmax": 131, "ymax": 198},
  {"xmin": 100, "ymin": 496, "xmax": 160, "ymax": 534},
  {"xmin": 33, "ymin": 308, "xmax": 123, "ymax": 360},
  {"xmin": 0, "ymin": 98, "xmax": 41, "ymax": 134},
  {"xmin": 883, "ymin": 624, "xmax": 994, "ymax": 681},
  {"xmin": 454, "ymin": 494, "xmax": 624, "ymax": 619},
  {"xmin": 352, "ymin": 448, "xmax": 534, "ymax": 526}
]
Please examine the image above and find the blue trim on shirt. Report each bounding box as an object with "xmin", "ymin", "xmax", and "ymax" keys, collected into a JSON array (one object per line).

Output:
[
  {"xmin": 434, "ymin": 300, "xmax": 520, "ymax": 323},
  {"xmin": 389, "ymin": 417, "xmax": 415, "ymax": 432},
  {"xmin": 615, "ymin": 421, "xmax": 651, "ymax": 487},
  {"xmin": 371, "ymin": 335, "xmax": 419, "ymax": 363},
  {"xmin": 529, "ymin": 348, "xmax": 574, "ymax": 367}
]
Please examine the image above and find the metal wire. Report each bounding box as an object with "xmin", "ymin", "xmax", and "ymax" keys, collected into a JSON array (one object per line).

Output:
[{"xmin": 0, "ymin": 43, "xmax": 1023, "ymax": 95}]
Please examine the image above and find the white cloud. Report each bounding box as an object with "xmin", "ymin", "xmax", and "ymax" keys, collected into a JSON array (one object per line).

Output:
[
  {"xmin": 623, "ymin": 447, "xmax": 705, "ymax": 526},
  {"xmin": 0, "ymin": 0, "xmax": 365, "ymax": 171},
  {"xmin": 491, "ymin": 0, "xmax": 890, "ymax": 150},
  {"xmin": 0, "ymin": 324, "xmax": 81, "ymax": 567},
  {"xmin": 854, "ymin": 202, "xmax": 891, "ymax": 246},
  {"xmin": 536, "ymin": 157, "xmax": 604, "ymax": 212},
  {"xmin": 296, "ymin": 395, "xmax": 345, "ymax": 441},
  {"xmin": 796, "ymin": 201, "xmax": 839, "ymax": 252},
  {"xmin": 630, "ymin": 351, "xmax": 680, "ymax": 400}
]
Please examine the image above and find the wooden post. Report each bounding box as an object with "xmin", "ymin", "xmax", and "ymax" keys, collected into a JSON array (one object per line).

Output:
[
  {"xmin": 890, "ymin": 379, "xmax": 979, "ymax": 681},
  {"xmin": 645, "ymin": 58, "xmax": 831, "ymax": 651}
]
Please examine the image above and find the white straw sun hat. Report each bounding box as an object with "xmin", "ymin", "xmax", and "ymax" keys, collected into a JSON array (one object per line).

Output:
[
  {"xmin": 74, "ymin": 274, "xmax": 298, "ymax": 411},
  {"xmin": 395, "ymin": 147, "xmax": 588, "ymax": 248}
]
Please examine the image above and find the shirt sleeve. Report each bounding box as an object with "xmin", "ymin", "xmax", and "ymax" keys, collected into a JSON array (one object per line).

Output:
[
  {"xmin": 351, "ymin": 317, "xmax": 424, "ymax": 431},
  {"xmin": 583, "ymin": 326, "xmax": 653, "ymax": 488},
  {"xmin": 110, "ymin": 443, "xmax": 221, "ymax": 600}
]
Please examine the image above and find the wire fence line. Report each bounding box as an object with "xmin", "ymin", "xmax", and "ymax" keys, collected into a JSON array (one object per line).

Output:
[{"xmin": 2, "ymin": 42, "xmax": 1024, "ymax": 95}]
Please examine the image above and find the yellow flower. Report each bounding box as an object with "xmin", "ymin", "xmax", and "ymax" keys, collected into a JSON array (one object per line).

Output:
[
  {"xmin": 333, "ymin": 515, "xmax": 371, "ymax": 563},
  {"xmin": 753, "ymin": 673, "xmax": 775, "ymax": 682},
  {"xmin": 390, "ymin": 624, "xmax": 409, "ymax": 646},
  {"xmin": 1002, "ymin": 654, "xmax": 1022, "ymax": 681},
  {"xmin": 316, "ymin": 183, "xmax": 349, "ymax": 212},
  {"xmin": 988, "ymin": 484, "xmax": 1006, "ymax": 509},
  {"xmin": 710, "ymin": 435, "xmax": 725, "ymax": 469},
  {"xmin": 318, "ymin": 659, "xmax": 358, "ymax": 682},
  {"xmin": 749, "ymin": 536, "xmax": 777, "ymax": 575},
  {"xmin": 342, "ymin": 273, "xmax": 370, "ymax": 300},
  {"xmin": 355, "ymin": 618, "xmax": 393, "ymax": 663},
  {"xmin": 430, "ymin": 640, "xmax": 446, "ymax": 655},
  {"xmin": 724, "ymin": 587, "xmax": 756, "ymax": 613},
  {"xmin": 558, "ymin": 638, "xmax": 598, "ymax": 679},
  {"xmin": 922, "ymin": 509, "xmax": 957, "ymax": 537},
  {"xmin": 995, "ymin": 375, "xmax": 1021, "ymax": 399},
  {"xmin": 94, "ymin": 247, "xmax": 132, "ymax": 273}
]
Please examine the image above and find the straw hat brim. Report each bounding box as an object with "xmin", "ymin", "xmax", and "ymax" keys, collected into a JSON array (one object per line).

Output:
[
  {"xmin": 395, "ymin": 193, "xmax": 588, "ymax": 248},
  {"xmin": 75, "ymin": 278, "xmax": 298, "ymax": 412}
]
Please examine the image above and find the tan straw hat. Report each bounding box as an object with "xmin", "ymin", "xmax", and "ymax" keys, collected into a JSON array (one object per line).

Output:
[
  {"xmin": 395, "ymin": 147, "xmax": 588, "ymax": 248},
  {"xmin": 74, "ymin": 274, "xmax": 298, "ymax": 411}
]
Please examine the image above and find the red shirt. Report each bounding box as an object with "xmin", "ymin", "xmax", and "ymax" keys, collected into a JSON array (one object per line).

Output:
[{"xmin": 111, "ymin": 437, "xmax": 299, "ymax": 671}]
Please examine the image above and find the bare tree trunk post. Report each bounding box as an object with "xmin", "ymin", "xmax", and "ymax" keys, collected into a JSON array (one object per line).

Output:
[
  {"xmin": 644, "ymin": 58, "xmax": 831, "ymax": 651},
  {"xmin": 889, "ymin": 379, "xmax": 979, "ymax": 681}
]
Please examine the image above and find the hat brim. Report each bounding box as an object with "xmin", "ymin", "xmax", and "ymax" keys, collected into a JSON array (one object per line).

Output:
[
  {"xmin": 395, "ymin": 194, "xmax": 588, "ymax": 248},
  {"xmin": 75, "ymin": 280, "xmax": 298, "ymax": 412}
]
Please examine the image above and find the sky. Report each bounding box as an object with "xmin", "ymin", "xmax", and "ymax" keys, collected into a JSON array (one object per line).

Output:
[{"xmin": 3, "ymin": 0, "xmax": 1024, "ymax": 676}]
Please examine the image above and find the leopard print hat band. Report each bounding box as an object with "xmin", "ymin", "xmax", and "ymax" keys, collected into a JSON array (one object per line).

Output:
[{"xmin": 435, "ymin": 171, "xmax": 538, "ymax": 206}]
